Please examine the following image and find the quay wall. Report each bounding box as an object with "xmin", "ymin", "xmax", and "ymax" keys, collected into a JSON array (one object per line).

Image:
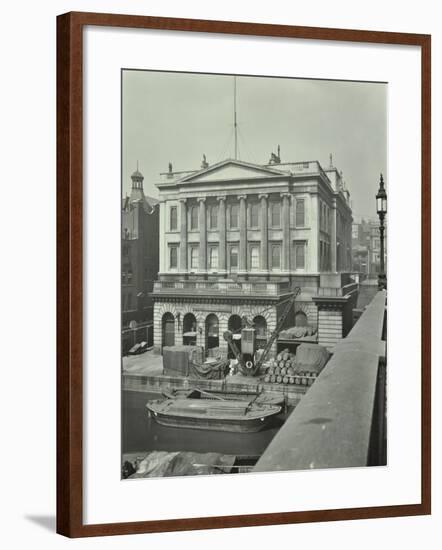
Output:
[
  {"xmin": 254, "ymin": 291, "xmax": 387, "ymax": 471},
  {"xmin": 123, "ymin": 372, "xmax": 307, "ymax": 406}
]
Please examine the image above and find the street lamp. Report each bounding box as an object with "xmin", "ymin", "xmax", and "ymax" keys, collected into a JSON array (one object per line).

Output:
[{"xmin": 376, "ymin": 173, "xmax": 387, "ymax": 290}]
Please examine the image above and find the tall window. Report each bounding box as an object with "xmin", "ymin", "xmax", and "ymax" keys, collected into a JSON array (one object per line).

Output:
[
  {"xmin": 294, "ymin": 242, "xmax": 306, "ymax": 269},
  {"xmin": 271, "ymin": 244, "xmax": 281, "ymax": 269},
  {"xmin": 270, "ymin": 202, "xmax": 281, "ymax": 227},
  {"xmin": 250, "ymin": 203, "xmax": 259, "ymax": 228},
  {"xmin": 169, "ymin": 246, "xmax": 178, "ymax": 269},
  {"xmin": 230, "ymin": 204, "xmax": 239, "ymax": 228},
  {"xmin": 209, "ymin": 205, "xmax": 218, "ymax": 229},
  {"xmin": 190, "ymin": 205, "xmax": 199, "ymax": 230},
  {"xmin": 190, "ymin": 247, "xmax": 199, "ymax": 269},
  {"xmin": 170, "ymin": 206, "xmax": 177, "ymax": 231},
  {"xmin": 250, "ymin": 246, "xmax": 260, "ymax": 270},
  {"xmin": 209, "ymin": 246, "xmax": 219, "ymax": 269},
  {"xmin": 295, "ymin": 199, "xmax": 305, "ymax": 227},
  {"xmin": 230, "ymin": 246, "xmax": 238, "ymax": 270}
]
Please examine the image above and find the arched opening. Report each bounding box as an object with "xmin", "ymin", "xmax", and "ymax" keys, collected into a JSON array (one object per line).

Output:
[
  {"xmin": 295, "ymin": 310, "xmax": 308, "ymax": 327},
  {"xmin": 205, "ymin": 314, "xmax": 219, "ymax": 354},
  {"xmin": 162, "ymin": 312, "xmax": 175, "ymax": 351},
  {"xmin": 253, "ymin": 315, "xmax": 267, "ymax": 350},
  {"xmin": 183, "ymin": 313, "xmax": 197, "ymax": 346},
  {"xmin": 227, "ymin": 314, "xmax": 242, "ymax": 358}
]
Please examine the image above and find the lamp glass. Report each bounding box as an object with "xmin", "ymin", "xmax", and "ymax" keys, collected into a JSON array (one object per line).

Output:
[{"xmin": 377, "ymin": 196, "xmax": 387, "ymax": 214}]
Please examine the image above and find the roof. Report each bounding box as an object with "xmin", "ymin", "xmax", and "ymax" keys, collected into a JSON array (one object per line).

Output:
[
  {"xmin": 131, "ymin": 170, "xmax": 144, "ymax": 179},
  {"xmin": 122, "ymin": 191, "xmax": 159, "ymax": 214}
]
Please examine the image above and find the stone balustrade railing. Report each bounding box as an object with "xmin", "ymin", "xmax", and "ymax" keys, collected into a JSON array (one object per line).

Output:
[
  {"xmin": 152, "ymin": 280, "xmax": 291, "ymax": 296},
  {"xmin": 254, "ymin": 291, "xmax": 387, "ymax": 471}
]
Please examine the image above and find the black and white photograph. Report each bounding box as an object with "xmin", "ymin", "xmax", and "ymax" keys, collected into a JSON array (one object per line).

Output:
[{"xmin": 121, "ymin": 69, "xmax": 387, "ymax": 479}]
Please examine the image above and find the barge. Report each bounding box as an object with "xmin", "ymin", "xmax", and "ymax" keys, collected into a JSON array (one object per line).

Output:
[{"xmin": 146, "ymin": 396, "xmax": 281, "ymax": 433}]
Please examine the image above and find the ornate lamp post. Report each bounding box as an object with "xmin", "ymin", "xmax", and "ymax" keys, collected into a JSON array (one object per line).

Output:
[{"xmin": 376, "ymin": 174, "xmax": 387, "ymax": 290}]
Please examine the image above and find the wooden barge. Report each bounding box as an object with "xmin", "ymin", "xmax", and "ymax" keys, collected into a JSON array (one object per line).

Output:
[{"xmin": 146, "ymin": 397, "xmax": 281, "ymax": 433}]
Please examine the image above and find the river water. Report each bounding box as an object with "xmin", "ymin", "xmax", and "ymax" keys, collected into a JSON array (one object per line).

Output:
[{"xmin": 122, "ymin": 390, "xmax": 289, "ymax": 457}]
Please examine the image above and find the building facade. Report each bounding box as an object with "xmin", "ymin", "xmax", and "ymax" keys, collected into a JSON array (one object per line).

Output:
[
  {"xmin": 151, "ymin": 155, "xmax": 353, "ymax": 356},
  {"xmin": 121, "ymin": 169, "xmax": 160, "ymax": 352},
  {"xmin": 352, "ymin": 218, "xmax": 387, "ymax": 276}
]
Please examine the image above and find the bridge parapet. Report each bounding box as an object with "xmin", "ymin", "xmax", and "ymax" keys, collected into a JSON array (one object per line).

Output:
[{"xmin": 254, "ymin": 290, "xmax": 387, "ymax": 472}]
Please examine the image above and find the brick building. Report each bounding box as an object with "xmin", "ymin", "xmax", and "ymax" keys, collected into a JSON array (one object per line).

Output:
[
  {"xmin": 151, "ymin": 153, "xmax": 353, "ymax": 355},
  {"xmin": 121, "ymin": 169, "xmax": 159, "ymax": 352}
]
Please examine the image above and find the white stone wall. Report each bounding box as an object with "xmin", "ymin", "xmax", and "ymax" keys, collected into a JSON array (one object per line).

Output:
[
  {"xmin": 153, "ymin": 300, "xmax": 279, "ymax": 356},
  {"xmin": 317, "ymin": 309, "xmax": 343, "ymax": 348}
]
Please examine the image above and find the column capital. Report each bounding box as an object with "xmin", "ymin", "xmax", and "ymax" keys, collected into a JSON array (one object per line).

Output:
[
  {"xmin": 281, "ymin": 192, "xmax": 291, "ymax": 199},
  {"xmin": 197, "ymin": 197, "xmax": 206, "ymax": 203},
  {"xmin": 238, "ymin": 194, "xmax": 247, "ymax": 201},
  {"xmin": 179, "ymin": 197, "xmax": 187, "ymax": 203},
  {"xmin": 217, "ymin": 195, "xmax": 227, "ymax": 202},
  {"xmin": 259, "ymin": 193, "xmax": 269, "ymax": 200}
]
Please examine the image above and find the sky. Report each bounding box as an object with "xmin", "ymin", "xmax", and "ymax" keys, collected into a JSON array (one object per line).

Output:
[{"xmin": 122, "ymin": 70, "xmax": 387, "ymax": 221}]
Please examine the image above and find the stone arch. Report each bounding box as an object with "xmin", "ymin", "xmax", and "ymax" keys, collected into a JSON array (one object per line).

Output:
[
  {"xmin": 253, "ymin": 315, "xmax": 268, "ymax": 349},
  {"xmin": 249, "ymin": 305, "xmax": 273, "ymax": 324},
  {"xmin": 205, "ymin": 313, "xmax": 220, "ymax": 351},
  {"xmin": 182, "ymin": 312, "xmax": 197, "ymax": 346},
  {"xmin": 183, "ymin": 312, "xmax": 197, "ymax": 332},
  {"xmin": 227, "ymin": 313, "xmax": 242, "ymax": 359},
  {"xmin": 161, "ymin": 311, "xmax": 175, "ymax": 349},
  {"xmin": 157, "ymin": 302, "xmax": 178, "ymax": 318},
  {"xmin": 228, "ymin": 313, "xmax": 242, "ymax": 331},
  {"xmin": 294, "ymin": 310, "xmax": 308, "ymax": 327}
]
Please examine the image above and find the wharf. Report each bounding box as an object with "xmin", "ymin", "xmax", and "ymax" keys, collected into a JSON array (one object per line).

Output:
[{"xmin": 122, "ymin": 351, "xmax": 306, "ymax": 405}]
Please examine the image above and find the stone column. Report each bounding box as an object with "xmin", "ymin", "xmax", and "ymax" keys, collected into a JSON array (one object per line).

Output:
[
  {"xmin": 330, "ymin": 198, "xmax": 337, "ymax": 272},
  {"xmin": 282, "ymin": 193, "xmax": 290, "ymax": 271},
  {"xmin": 238, "ymin": 194, "xmax": 247, "ymax": 273},
  {"xmin": 179, "ymin": 198, "xmax": 187, "ymax": 272},
  {"xmin": 175, "ymin": 314, "xmax": 183, "ymax": 346},
  {"xmin": 218, "ymin": 314, "xmax": 229, "ymax": 359},
  {"xmin": 259, "ymin": 193, "xmax": 268, "ymax": 272},
  {"xmin": 198, "ymin": 197, "xmax": 207, "ymax": 272},
  {"xmin": 217, "ymin": 195, "xmax": 227, "ymax": 274}
]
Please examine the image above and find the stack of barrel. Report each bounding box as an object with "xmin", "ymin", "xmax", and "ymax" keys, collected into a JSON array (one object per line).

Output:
[{"xmin": 263, "ymin": 348, "xmax": 317, "ymax": 387}]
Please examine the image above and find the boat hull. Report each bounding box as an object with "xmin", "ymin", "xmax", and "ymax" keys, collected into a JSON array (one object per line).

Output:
[{"xmin": 149, "ymin": 409, "xmax": 275, "ymax": 433}]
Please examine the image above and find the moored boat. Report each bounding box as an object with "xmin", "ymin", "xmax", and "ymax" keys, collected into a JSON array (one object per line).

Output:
[
  {"xmin": 163, "ymin": 387, "xmax": 285, "ymax": 407},
  {"xmin": 146, "ymin": 396, "xmax": 281, "ymax": 433}
]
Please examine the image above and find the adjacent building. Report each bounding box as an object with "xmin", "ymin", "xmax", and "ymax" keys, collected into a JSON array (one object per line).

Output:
[
  {"xmin": 151, "ymin": 152, "xmax": 353, "ymax": 355},
  {"xmin": 352, "ymin": 218, "xmax": 387, "ymax": 276},
  {"xmin": 121, "ymin": 169, "xmax": 160, "ymax": 352}
]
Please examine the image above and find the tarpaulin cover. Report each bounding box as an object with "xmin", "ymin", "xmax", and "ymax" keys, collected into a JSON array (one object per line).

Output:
[
  {"xmin": 293, "ymin": 343, "xmax": 330, "ymax": 374},
  {"xmin": 162, "ymin": 345, "xmax": 203, "ymax": 376},
  {"xmin": 279, "ymin": 325, "xmax": 317, "ymax": 340},
  {"xmin": 189, "ymin": 359, "xmax": 229, "ymax": 380},
  {"xmin": 125, "ymin": 451, "xmax": 236, "ymax": 477}
]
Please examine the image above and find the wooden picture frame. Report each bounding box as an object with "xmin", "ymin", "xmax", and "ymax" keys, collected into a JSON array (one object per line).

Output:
[{"xmin": 57, "ymin": 11, "xmax": 431, "ymax": 537}]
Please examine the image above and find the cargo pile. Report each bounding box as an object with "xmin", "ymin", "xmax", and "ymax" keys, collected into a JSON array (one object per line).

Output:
[
  {"xmin": 278, "ymin": 325, "xmax": 317, "ymax": 340},
  {"xmin": 262, "ymin": 350, "xmax": 317, "ymax": 386},
  {"xmin": 261, "ymin": 343, "xmax": 330, "ymax": 386}
]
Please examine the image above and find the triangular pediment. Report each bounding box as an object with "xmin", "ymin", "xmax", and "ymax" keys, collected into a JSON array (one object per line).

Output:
[{"xmin": 180, "ymin": 159, "xmax": 284, "ymax": 184}]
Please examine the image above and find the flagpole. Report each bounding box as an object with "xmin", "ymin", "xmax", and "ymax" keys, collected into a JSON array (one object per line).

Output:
[{"xmin": 234, "ymin": 76, "xmax": 238, "ymax": 160}]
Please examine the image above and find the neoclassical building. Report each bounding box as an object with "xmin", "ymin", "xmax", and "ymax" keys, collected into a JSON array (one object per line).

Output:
[{"xmin": 151, "ymin": 154, "xmax": 353, "ymax": 355}]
